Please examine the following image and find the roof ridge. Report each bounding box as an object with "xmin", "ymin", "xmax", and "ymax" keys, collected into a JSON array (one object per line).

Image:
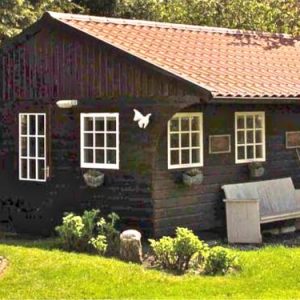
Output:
[{"xmin": 46, "ymin": 11, "xmax": 292, "ymax": 38}]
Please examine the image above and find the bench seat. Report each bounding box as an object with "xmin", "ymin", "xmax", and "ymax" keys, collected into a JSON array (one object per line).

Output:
[
  {"xmin": 261, "ymin": 208, "xmax": 300, "ymax": 224},
  {"xmin": 222, "ymin": 177, "xmax": 300, "ymax": 243}
]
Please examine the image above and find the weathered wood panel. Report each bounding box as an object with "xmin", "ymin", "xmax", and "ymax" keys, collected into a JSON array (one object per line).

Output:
[
  {"xmin": 152, "ymin": 104, "xmax": 300, "ymax": 237},
  {"xmin": 1, "ymin": 24, "xmax": 196, "ymax": 102}
]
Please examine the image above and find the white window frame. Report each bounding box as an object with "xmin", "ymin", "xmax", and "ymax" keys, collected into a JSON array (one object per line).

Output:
[
  {"xmin": 168, "ymin": 112, "xmax": 203, "ymax": 169},
  {"xmin": 80, "ymin": 113, "xmax": 119, "ymax": 170},
  {"xmin": 19, "ymin": 113, "xmax": 47, "ymax": 182},
  {"xmin": 235, "ymin": 111, "xmax": 266, "ymax": 164}
]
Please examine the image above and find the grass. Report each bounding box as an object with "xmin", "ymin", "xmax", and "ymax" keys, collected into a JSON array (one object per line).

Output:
[{"xmin": 0, "ymin": 239, "xmax": 300, "ymax": 299}]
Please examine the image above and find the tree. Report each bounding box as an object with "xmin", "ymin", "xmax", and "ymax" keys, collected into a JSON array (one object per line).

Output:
[
  {"xmin": 114, "ymin": 0, "xmax": 300, "ymax": 35},
  {"xmin": 73, "ymin": 0, "xmax": 117, "ymax": 16},
  {"xmin": 1, "ymin": 0, "xmax": 300, "ymax": 46},
  {"xmin": 0, "ymin": 0, "xmax": 84, "ymax": 44}
]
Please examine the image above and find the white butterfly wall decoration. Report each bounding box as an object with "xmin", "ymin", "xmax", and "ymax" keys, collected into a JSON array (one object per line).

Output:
[{"xmin": 133, "ymin": 109, "xmax": 152, "ymax": 129}]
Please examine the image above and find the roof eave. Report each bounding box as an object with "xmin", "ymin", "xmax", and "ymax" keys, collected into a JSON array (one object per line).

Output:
[{"xmin": 212, "ymin": 95, "xmax": 300, "ymax": 104}]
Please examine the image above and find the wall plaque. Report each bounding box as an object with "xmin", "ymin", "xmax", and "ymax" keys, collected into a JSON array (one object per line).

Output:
[
  {"xmin": 209, "ymin": 134, "xmax": 231, "ymax": 154},
  {"xmin": 286, "ymin": 131, "xmax": 300, "ymax": 149}
]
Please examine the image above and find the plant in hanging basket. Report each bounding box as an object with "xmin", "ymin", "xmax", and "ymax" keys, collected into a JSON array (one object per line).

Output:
[
  {"xmin": 248, "ymin": 162, "xmax": 264, "ymax": 178},
  {"xmin": 182, "ymin": 168, "xmax": 203, "ymax": 186},
  {"xmin": 83, "ymin": 170, "xmax": 105, "ymax": 188}
]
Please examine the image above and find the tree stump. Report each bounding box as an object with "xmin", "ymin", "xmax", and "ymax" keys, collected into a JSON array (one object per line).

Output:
[{"xmin": 120, "ymin": 229, "xmax": 142, "ymax": 263}]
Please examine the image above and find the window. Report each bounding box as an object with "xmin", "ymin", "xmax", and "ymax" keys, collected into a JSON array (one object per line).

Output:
[
  {"xmin": 19, "ymin": 113, "xmax": 47, "ymax": 182},
  {"xmin": 80, "ymin": 113, "xmax": 119, "ymax": 169},
  {"xmin": 235, "ymin": 112, "xmax": 265, "ymax": 163},
  {"xmin": 168, "ymin": 112, "xmax": 203, "ymax": 169}
]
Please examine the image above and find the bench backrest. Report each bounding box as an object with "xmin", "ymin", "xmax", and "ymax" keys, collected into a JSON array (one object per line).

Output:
[{"xmin": 222, "ymin": 177, "xmax": 297, "ymax": 216}]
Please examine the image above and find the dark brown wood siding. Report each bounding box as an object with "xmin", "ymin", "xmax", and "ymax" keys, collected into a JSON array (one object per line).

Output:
[
  {"xmin": 1, "ymin": 24, "xmax": 196, "ymax": 102},
  {"xmin": 153, "ymin": 103, "xmax": 300, "ymax": 237},
  {"xmin": 0, "ymin": 22, "xmax": 200, "ymax": 236}
]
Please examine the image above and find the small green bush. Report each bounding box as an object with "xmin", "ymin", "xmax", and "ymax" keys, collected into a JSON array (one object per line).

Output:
[
  {"xmin": 89, "ymin": 235, "xmax": 107, "ymax": 255},
  {"xmin": 55, "ymin": 213, "xmax": 85, "ymax": 251},
  {"xmin": 204, "ymin": 246, "xmax": 239, "ymax": 275},
  {"xmin": 97, "ymin": 212, "xmax": 120, "ymax": 256},
  {"xmin": 149, "ymin": 227, "xmax": 208, "ymax": 273},
  {"xmin": 55, "ymin": 209, "xmax": 120, "ymax": 255}
]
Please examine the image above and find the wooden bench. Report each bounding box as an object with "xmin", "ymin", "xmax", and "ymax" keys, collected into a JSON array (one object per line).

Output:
[{"xmin": 222, "ymin": 177, "xmax": 300, "ymax": 243}]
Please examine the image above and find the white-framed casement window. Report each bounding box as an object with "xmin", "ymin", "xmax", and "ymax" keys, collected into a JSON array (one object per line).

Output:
[
  {"xmin": 80, "ymin": 113, "xmax": 119, "ymax": 169},
  {"xmin": 235, "ymin": 111, "xmax": 266, "ymax": 163},
  {"xmin": 168, "ymin": 112, "xmax": 203, "ymax": 169},
  {"xmin": 19, "ymin": 113, "xmax": 47, "ymax": 182}
]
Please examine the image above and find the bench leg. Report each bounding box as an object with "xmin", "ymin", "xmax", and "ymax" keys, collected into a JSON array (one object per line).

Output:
[
  {"xmin": 295, "ymin": 219, "xmax": 300, "ymax": 231},
  {"xmin": 225, "ymin": 200, "xmax": 262, "ymax": 244}
]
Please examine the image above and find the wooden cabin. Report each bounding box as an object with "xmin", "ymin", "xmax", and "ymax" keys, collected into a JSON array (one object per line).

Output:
[{"xmin": 1, "ymin": 11, "xmax": 300, "ymax": 237}]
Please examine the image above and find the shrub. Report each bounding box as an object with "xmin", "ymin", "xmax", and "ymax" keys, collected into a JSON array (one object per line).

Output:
[
  {"xmin": 97, "ymin": 212, "xmax": 120, "ymax": 256},
  {"xmin": 55, "ymin": 213, "xmax": 85, "ymax": 251},
  {"xmin": 149, "ymin": 227, "xmax": 208, "ymax": 273},
  {"xmin": 204, "ymin": 246, "xmax": 239, "ymax": 275},
  {"xmin": 89, "ymin": 235, "xmax": 107, "ymax": 255},
  {"xmin": 55, "ymin": 210, "xmax": 120, "ymax": 255}
]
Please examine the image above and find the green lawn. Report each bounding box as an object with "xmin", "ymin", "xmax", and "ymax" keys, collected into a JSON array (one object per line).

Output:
[{"xmin": 0, "ymin": 239, "xmax": 299, "ymax": 299}]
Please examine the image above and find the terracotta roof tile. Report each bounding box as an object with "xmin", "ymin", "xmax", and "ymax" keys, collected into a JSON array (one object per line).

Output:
[{"xmin": 47, "ymin": 11, "xmax": 300, "ymax": 99}]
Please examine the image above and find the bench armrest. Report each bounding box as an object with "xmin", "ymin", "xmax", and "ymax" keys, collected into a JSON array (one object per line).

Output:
[
  {"xmin": 223, "ymin": 198, "xmax": 258, "ymax": 203},
  {"xmin": 295, "ymin": 189, "xmax": 300, "ymax": 205}
]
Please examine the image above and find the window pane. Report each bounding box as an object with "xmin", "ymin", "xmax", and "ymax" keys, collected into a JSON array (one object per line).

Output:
[
  {"xmin": 29, "ymin": 137, "xmax": 36, "ymax": 157},
  {"xmin": 95, "ymin": 117, "xmax": 105, "ymax": 131},
  {"xmin": 255, "ymin": 115, "xmax": 263, "ymax": 128},
  {"xmin": 170, "ymin": 118, "xmax": 179, "ymax": 132},
  {"xmin": 192, "ymin": 149, "xmax": 200, "ymax": 163},
  {"xmin": 107, "ymin": 150, "xmax": 116, "ymax": 164},
  {"xmin": 181, "ymin": 118, "xmax": 189, "ymax": 131},
  {"xmin": 21, "ymin": 137, "xmax": 27, "ymax": 156},
  {"xmin": 38, "ymin": 115, "xmax": 45, "ymax": 135},
  {"xmin": 192, "ymin": 133, "xmax": 200, "ymax": 147},
  {"xmin": 37, "ymin": 160, "xmax": 45, "ymax": 180},
  {"xmin": 95, "ymin": 133, "xmax": 104, "ymax": 147},
  {"xmin": 29, "ymin": 159, "xmax": 36, "ymax": 179},
  {"xmin": 84, "ymin": 117, "xmax": 93, "ymax": 131},
  {"xmin": 247, "ymin": 146, "xmax": 254, "ymax": 159},
  {"xmin": 247, "ymin": 130, "xmax": 254, "ymax": 143},
  {"xmin": 107, "ymin": 134, "xmax": 116, "ymax": 148},
  {"xmin": 171, "ymin": 150, "xmax": 179, "ymax": 165},
  {"xmin": 84, "ymin": 134, "xmax": 93, "ymax": 147},
  {"xmin": 238, "ymin": 146, "xmax": 245, "ymax": 160},
  {"xmin": 107, "ymin": 117, "xmax": 116, "ymax": 131},
  {"xmin": 256, "ymin": 145, "xmax": 263, "ymax": 158},
  {"xmin": 95, "ymin": 149, "xmax": 104, "ymax": 164},
  {"xmin": 170, "ymin": 134, "xmax": 179, "ymax": 148},
  {"xmin": 255, "ymin": 130, "xmax": 262, "ymax": 143},
  {"xmin": 21, "ymin": 159, "xmax": 27, "ymax": 178},
  {"xmin": 20, "ymin": 115, "xmax": 27, "ymax": 135},
  {"xmin": 237, "ymin": 116, "xmax": 244, "ymax": 129},
  {"xmin": 38, "ymin": 137, "xmax": 45, "ymax": 158},
  {"xmin": 84, "ymin": 149, "xmax": 93, "ymax": 163},
  {"xmin": 181, "ymin": 133, "xmax": 189, "ymax": 147},
  {"xmin": 237, "ymin": 131, "xmax": 244, "ymax": 144},
  {"xmin": 29, "ymin": 115, "xmax": 36, "ymax": 135},
  {"xmin": 191, "ymin": 117, "xmax": 200, "ymax": 131},
  {"xmin": 181, "ymin": 149, "xmax": 190, "ymax": 164},
  {"xmin": 246, "ymin": 116, "xmax": 254, "ymax": 129},
  {"xmin": 169, "ymin": 113, "xmax": 202, "ymax": 168},
  {"xmin": 81, "ymin": 114, "xmax": 119, "ymax": 168},
  {"xmin": 19, "ymin": 113, "xmax": 47, "ymax": 181}
]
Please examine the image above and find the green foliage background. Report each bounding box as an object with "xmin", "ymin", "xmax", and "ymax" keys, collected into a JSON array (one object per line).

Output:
[{"xmin": 1, "ymin": 0, "xmax": 300, "ymax": 44}]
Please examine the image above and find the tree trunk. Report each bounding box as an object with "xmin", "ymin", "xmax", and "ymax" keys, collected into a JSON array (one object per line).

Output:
[{"xmin": 119, "ymin": 230, "xmax": 142, "ymax": 263}]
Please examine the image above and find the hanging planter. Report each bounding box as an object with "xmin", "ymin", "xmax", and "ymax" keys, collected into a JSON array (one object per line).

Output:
[
  {"xmin": 83, "ymin": 170, "xmax": 104, "ymax": 188},
  {"xmin": 248, "ymin": 162, "xmax": 264, "ymax": 178},
  {"xmin": 182, "ymin": 168, "xmax": 203, "ymax": 186}
]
